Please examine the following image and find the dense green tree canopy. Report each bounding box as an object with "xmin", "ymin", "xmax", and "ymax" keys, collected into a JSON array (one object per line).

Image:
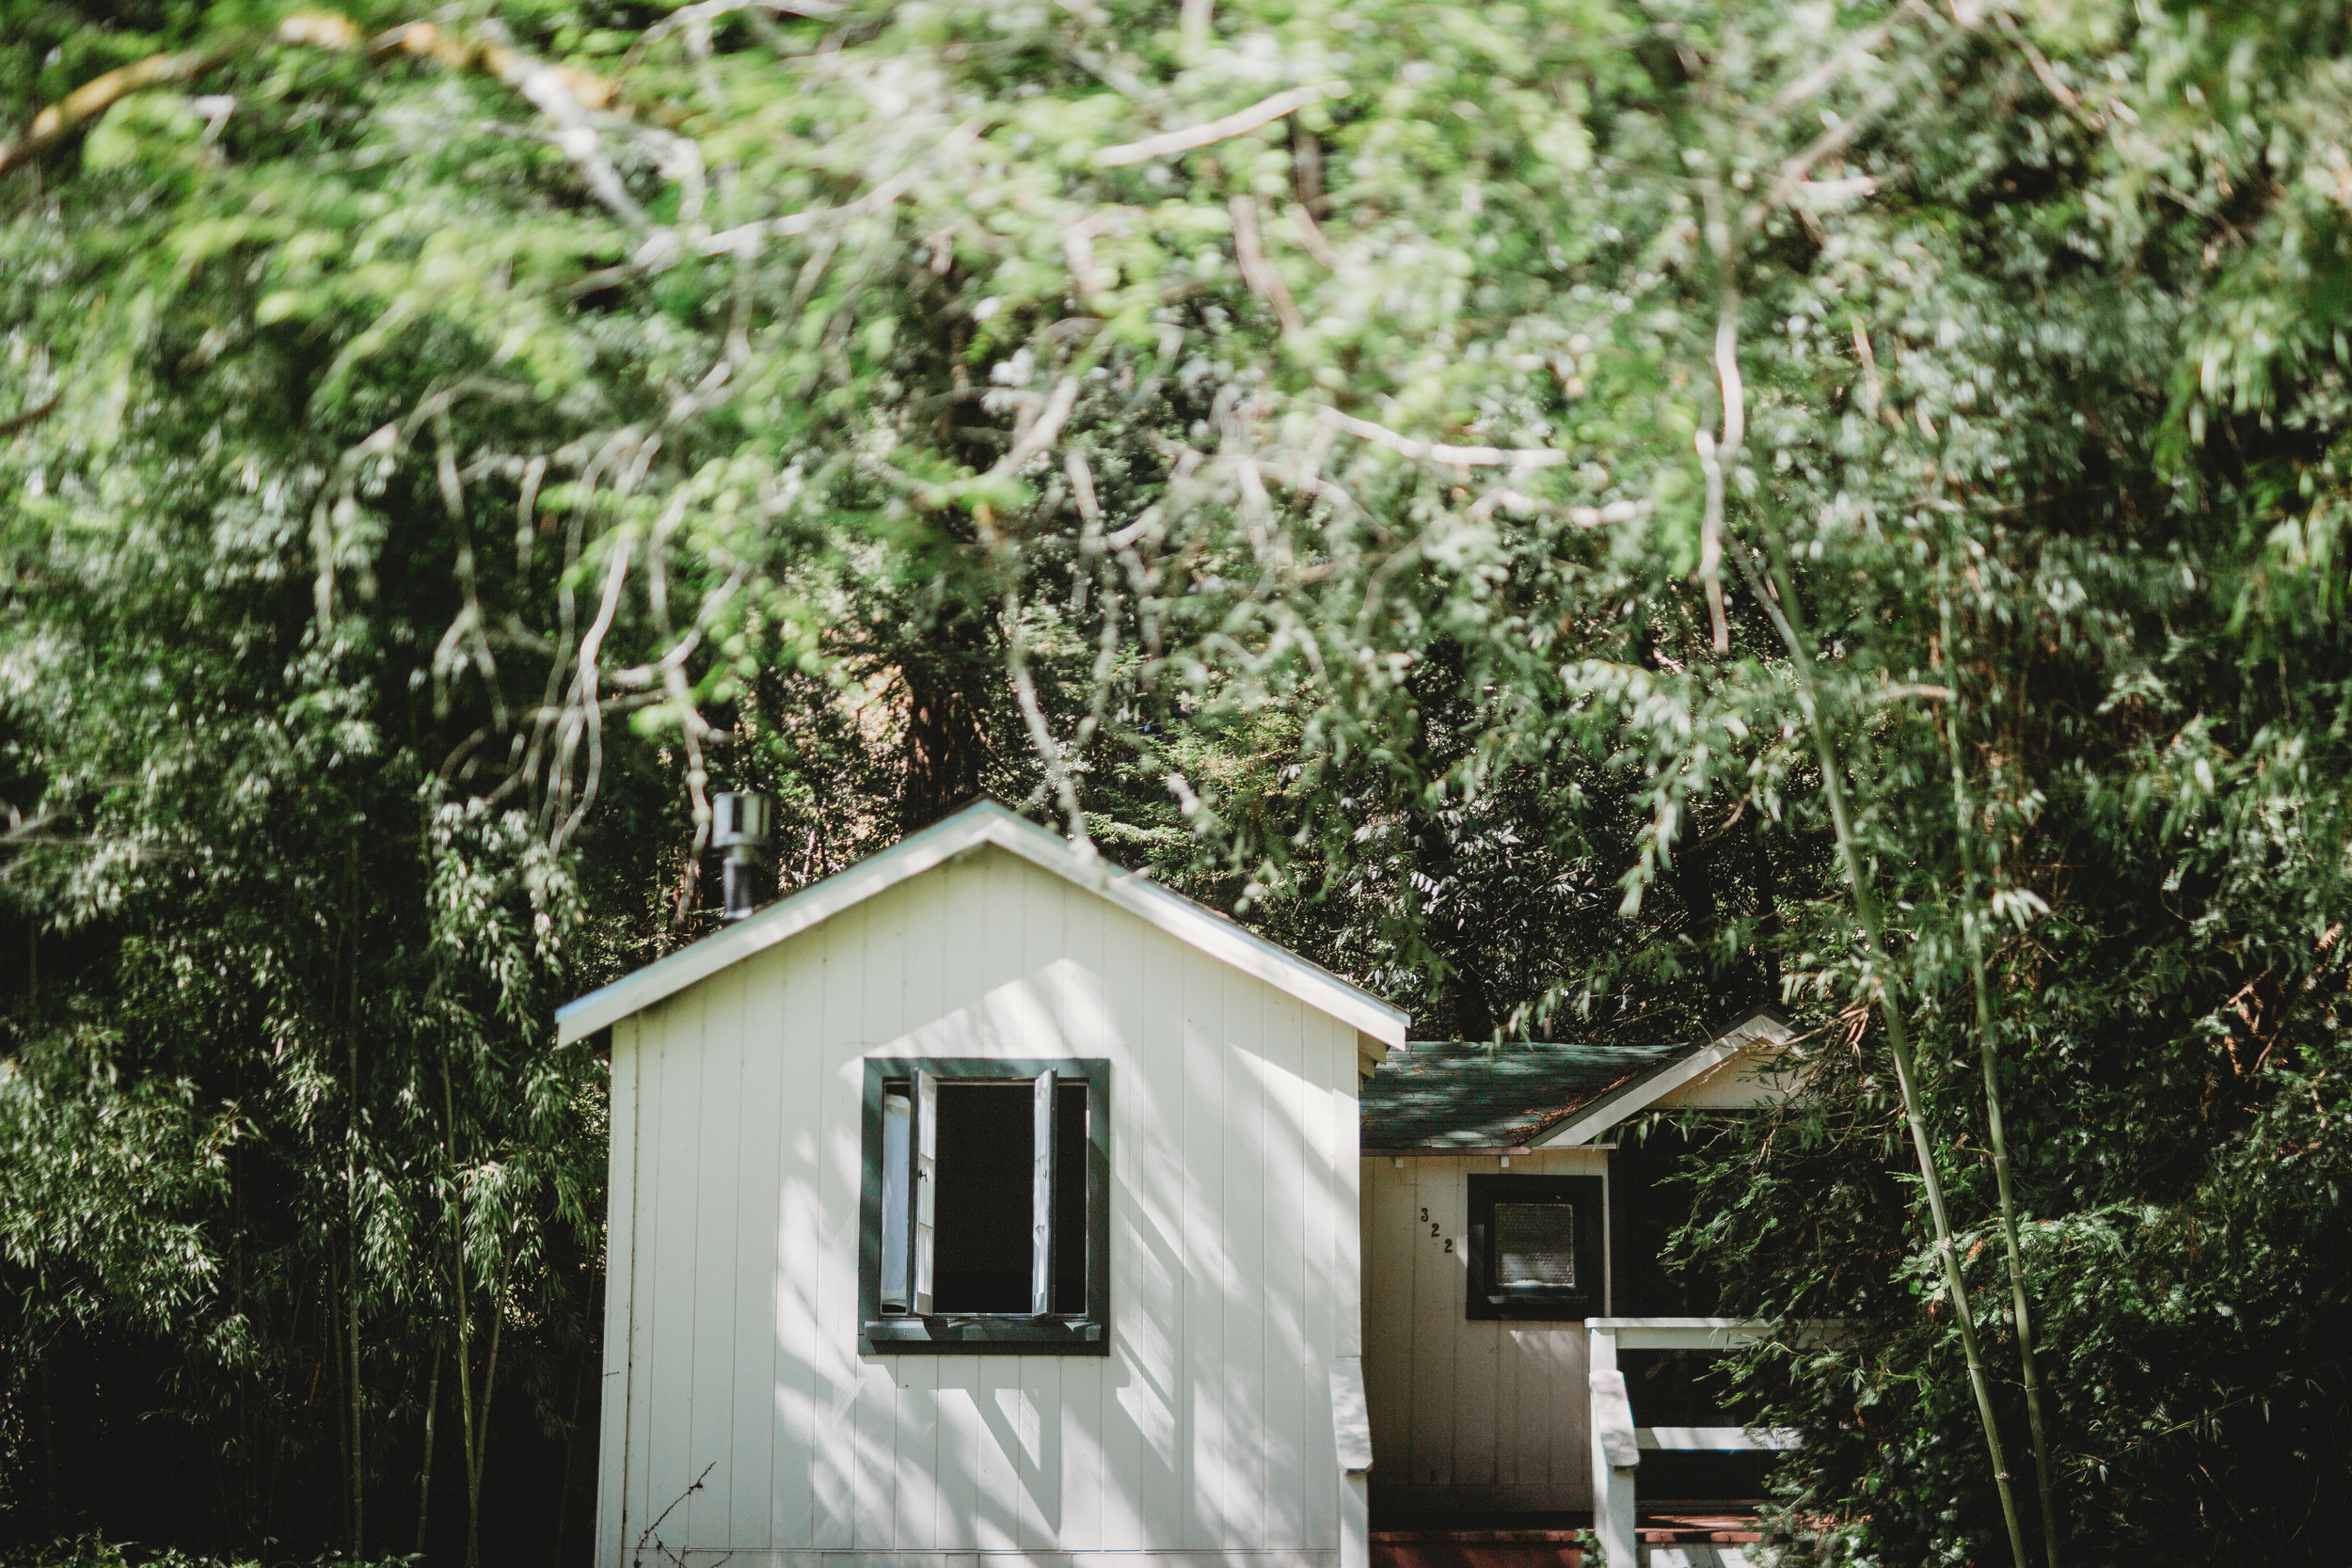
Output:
[{"xmin": 5, "ymin": 0, "xmax": 2352, "ymax": 1563}]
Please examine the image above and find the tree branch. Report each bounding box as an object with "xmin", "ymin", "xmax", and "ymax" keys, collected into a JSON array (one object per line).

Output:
[
  {"xmin": 0, "ymin": 47, "xmax": 233, "ymax": 175},
  {"xmin": 0, "ymin": 396, "xmax": 61, "ymax": 436},
  {"xmin": 1, "ymin": 10, "xmax": 647, "ymax": 202},
  {"xmin": 1094, "ymin": 84, "xmax": 1342, "ymax": 167},
  {"xmin": 1317, "ymin": 407, "xmax": 1567, "ymax": 468},
  {"xmin": 1229, "ymin": 195, "xmax": 1303, "ymax": 336}
]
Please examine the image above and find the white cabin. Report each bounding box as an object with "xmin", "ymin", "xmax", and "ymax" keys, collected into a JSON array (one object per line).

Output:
[{"xmin": 558, "ymin": 802, "xmax": 1798, "ymax": 1568}]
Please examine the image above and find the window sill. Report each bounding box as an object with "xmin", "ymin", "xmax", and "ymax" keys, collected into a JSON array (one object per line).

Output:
[
  {"xmin": 861, "ymin": 1316, "xmax": 1108, "ymax": 1355},
  {"xmin": 1467, "ymin": 1296, "xmax": 1601, "ymax": 1323}
]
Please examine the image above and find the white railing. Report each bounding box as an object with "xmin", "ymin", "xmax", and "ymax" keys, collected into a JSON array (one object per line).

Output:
[{"xmin": 1584, "ymin": 1318, "xmax": 1818, "ymax": 1568}]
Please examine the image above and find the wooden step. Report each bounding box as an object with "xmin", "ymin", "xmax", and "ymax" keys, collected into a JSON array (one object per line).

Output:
[
  {"xmin": 1638, "ymin": 1512, "xmax": 1764, "ymax": 1544},
  {"xmin": 1372, "ymin": 1529, "xmax": 1585, "ymax": 1568}
]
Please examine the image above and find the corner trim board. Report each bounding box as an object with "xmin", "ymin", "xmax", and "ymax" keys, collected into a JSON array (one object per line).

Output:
[{"xmin": 1328, "ymin": 1355, "xmax": 1373, "ymax": 1475}]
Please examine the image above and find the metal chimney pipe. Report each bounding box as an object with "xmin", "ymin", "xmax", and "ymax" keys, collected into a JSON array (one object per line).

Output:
[{"xmin": 711, "ymin": 791, "xmax": 774, "ymax": 920}]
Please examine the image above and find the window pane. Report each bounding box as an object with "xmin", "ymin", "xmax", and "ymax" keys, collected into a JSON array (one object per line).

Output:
[
  {"xmin": 933, "ymin": 1084, "xmax": 1034, "ymax": 1312},
  {"xmin": 1052, "ymin": 1084, "xmax": 1087, "ymax": 1314},
  {"xmin": 1494, "ymin": 1200, "xmax": 1577, "ymax": 1291},
  {"xmin": 880, "ymin": 1090, "xmax": 912, "ymax": 1311}
]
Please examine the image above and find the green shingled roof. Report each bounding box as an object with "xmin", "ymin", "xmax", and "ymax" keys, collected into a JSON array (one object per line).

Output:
[{"xmin": 1359, "ymin": 1039, "xmax": 1688, "ymax": 1150}]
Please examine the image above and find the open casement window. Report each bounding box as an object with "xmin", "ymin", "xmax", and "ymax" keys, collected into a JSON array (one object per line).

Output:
[
  {"xmin": 1464, "ymin": 1173, "xmax": 1605, "ymax": 1321},
  {"xmin": 861, "ymin": 1058, "xmax": 1110, "ymax": 1354}
]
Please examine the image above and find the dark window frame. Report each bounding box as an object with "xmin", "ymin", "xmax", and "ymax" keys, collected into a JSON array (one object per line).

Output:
[
  {"xmin": 858, "ymin": 1057, "xmax": 1111, "ymax": 1354},
  {"xmin": 1465, "ymin": 1173, "xmax": 1606, "ymax": 1321}
]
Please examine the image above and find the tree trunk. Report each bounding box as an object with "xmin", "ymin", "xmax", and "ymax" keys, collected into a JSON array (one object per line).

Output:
[
  {"xmin": 1409, "ymin": 816, "xmax": 1496, "ymax": 1039},
  {"xmin": 1671, "ymin": 820, "xmax": 1727, "ymax": 1006},
  {"xmin": 899, "ymin": 648, "xmax": 989, "ymax": 831}
]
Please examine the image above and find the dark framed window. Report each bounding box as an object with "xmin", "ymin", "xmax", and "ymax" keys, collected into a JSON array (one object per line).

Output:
[
  {"xmin": 1465, "ymin": 1173, "xmax": 1605, "ymax": 1321},
  {"xmin": 858, "ymin": 1058, "xmax": 1109, "ymax": 1354}
]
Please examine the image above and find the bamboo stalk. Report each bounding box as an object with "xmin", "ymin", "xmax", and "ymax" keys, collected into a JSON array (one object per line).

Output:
[
  {"xmin": 1727, "ymin": 537, "xmax": 2031, "ymax": 1568},
  {"xmin": 416, "ymin": 1349, "xmax": 441, "ymax": 1554},
  {"xmin": 1939, "ymin": 599, "xmax": 2063, "ymax": 1567},
  {"xmin": 347, "ymin": 847, "xmax": 366, "ymax": 1559},
  {"xmin": 442, "ymin": 1059, "xmax": 484, "ymax": 1568},
  {"xmin": 469, "ymin": 1251, "xmax": 508, "ymax": 1550}
]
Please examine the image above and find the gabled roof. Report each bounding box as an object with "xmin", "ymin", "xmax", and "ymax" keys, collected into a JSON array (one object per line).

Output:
[
  {"xmin": 1360, "ymin": 1041, "xmax": 1680, "ymax": 1150},
  {"xmin": 1359, "ymin": 1006, "xmax": 1791, "ymax": 1152},
  {"xmin": 554, "ymin": 799, "xmax": 1410, "ymax": 1049}
]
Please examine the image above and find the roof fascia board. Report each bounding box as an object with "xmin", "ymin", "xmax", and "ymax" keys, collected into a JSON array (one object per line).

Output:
[
  {"xmin": 1534, "ymin": 1009, "xmax": 1792, "ymax": 1148},
  {"xmin": 976, "ymin": 815, "xmax": 1406, "ymax": 1046},
  {"xmin": 555, "ymin": 808, "xmax": 993, "ymax": 1044},
  {"xmin": 557, "ymin": 801, "xmax": 1408, "ymax": 1048}
]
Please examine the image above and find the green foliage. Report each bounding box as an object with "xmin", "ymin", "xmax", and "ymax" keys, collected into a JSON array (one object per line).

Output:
[{"xmin": 6, "ymin": 0, "xmax": 2352, "ymax": 1561}]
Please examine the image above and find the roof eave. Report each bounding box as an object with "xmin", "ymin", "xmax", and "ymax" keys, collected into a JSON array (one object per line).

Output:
[
  {"xmin": 1532, "ymin": 1006, "xmax": 1793, "ymax": 1148},
  {"xmin": 554, "ymin": 801, "xmax": 1408, "ymax": 1048},
  {"xmin": 1362, "ymin": 1144, "xmax": 1536, "ymax": 1157}
]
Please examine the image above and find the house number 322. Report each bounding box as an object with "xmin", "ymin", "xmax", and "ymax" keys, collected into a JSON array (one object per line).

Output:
[{"xmin": 1420, "ymin": 1209, "xmax": 1453, "ymax": 1252}]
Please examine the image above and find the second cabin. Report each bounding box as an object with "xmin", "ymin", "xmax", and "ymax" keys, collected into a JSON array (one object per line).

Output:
[{"xmin": 558, "ymin": 800, "xmax": 1801, "ymax": 1568}]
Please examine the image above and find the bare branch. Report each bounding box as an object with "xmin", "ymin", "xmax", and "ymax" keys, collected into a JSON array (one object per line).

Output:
[
  {"xmin": 0, "ymin": 396, "xmax": 61, "ymax": 437},
  {"xmin": 1467, "ymin": 487, "xmax": 1648, "ymax": 528},
  {"xmin": 515, "ymin": 455, "xmax": 548, "ymax": 574},
  {"xmin": 310, "ymin": 421, "xmax": 402, "ymax": 632},
  {"xmin": 0, "ymin": 47, "xmax": 231, "ymax": 174},
  {"xmin": 376, "ymin": 36, "xmax": 632, "ymax": 229},
  {"xmin": 1317, "ymin": 407, "xmax": 1568, "ymax": 468},
  {"xmin": 1994, "ymin": 11, "xmax": 2085, "ymax": 113},
  {"xmin": 1068, "ymin": 588, "xmax": 1124, "ymax": 758},
  {"xmin": 0, "ymin": 803, "xmax": 60, "ymax": 847},
  {"xmin": 1065, "ymin": 451, "xmax": 1103, "ymax": 527},
  {"xmin": 1284, "ymin": 202, "xmax": 1341, "ymax": 270},
  {"xmin": 1061, "ymin": 208, "xmax": 1128, "ymax": 313},
  {"xmin": 636, "ymin": 0, "xmax": 839, "ymax": 56},
  {"xmin": 1002, "ymin": 585, "xmax": 1094, "ymax": 852},
  {"xmin": 433, "ymin": 411, "xmax": 508, "ymax": 729},
  {"xmin": 1695, "ymin": 180, "xmax": 1743, "ymax": 656},
  {"xmin": 993, "ymin": 375, "xmax": 1083, "ymax": 479},
  {"xmin": 1, "ymin": 12, "xmax": 655, "ymax": 209},
  {"xmin": 693, "ymin": 117, "xmax": 990, "ymax": 261},
  {"xmin": 1094, "ymin": 84, "xmax": 1342, "ymax": 167},
  {"xmin": 642, "ymin": 491, "xmax": 715, "ymax": 847},
  {"xmin": 1851, "ymin": 318, "xmax": 1886, "ymax": 420},
  {"xmin": 550, "ymin": 537, "xmax": 633, "ymax": 851},
  {"xmin": 1181, "ymin": 0, "xmax": 1214, "ymax": 53},
  {"xmin": 1229, "ymin": 196, "xmax": 1303, "ymax": 336},
  {"xmin": 1771, "ymin": 19, "xmax": 1897, "ymax": 112}
]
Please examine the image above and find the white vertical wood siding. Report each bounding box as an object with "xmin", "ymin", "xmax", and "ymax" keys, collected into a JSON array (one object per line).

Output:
[
  {"xmin": 596, "ymin": 844, "xmax": 1365, "ymax": 1568},
  {"xmin": 1358, "ymin": 1150, "xmax": 1606, "ymax": 1514}
]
